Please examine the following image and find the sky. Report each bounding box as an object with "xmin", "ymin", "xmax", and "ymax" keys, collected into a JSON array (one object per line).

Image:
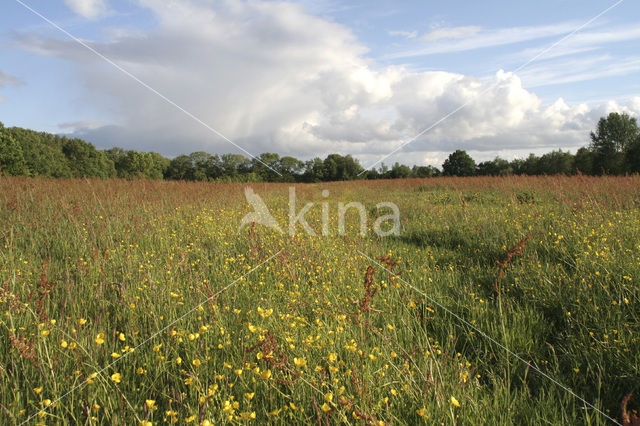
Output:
[{"xmin": 1, "ymin": 0, "xmax": 639, "ymax": 168}]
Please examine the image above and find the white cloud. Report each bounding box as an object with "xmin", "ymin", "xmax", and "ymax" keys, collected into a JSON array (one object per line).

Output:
[
  {"xmin": 385, "ymin": 22, "xmax": 581, "ymax": 58},
  {"xmin": 421, "ymin": 26, "xmax": 482, "ymax": 41},
  {"xmin": 64, "ymin": 0, "xmax": 109, "ymax": 19},
  {"xmin": 388, "ymin": 30, "xmax": 418, "ymax": 39},
  {"xmin": 14, "ymin": 0, "xmax": 640, "ymax": 165},
  {"xmin": 519, "ymin": 55, "xmax": 640, "ymax": 88}
]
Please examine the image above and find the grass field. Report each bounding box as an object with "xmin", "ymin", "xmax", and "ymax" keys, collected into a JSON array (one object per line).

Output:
[{"xmin": 1, "ymin": 175, "xmax": 639, "ymax": 425}]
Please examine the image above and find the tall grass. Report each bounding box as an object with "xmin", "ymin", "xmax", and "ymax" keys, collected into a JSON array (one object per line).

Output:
[{"xmin": 0, "ymin": 175, "xmax": 638, "ymax": 425}]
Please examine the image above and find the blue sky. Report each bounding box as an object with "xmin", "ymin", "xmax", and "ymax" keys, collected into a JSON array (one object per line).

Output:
[{"xmin": 1, "ymin": 0, "xmax": 639, "ymax": 167}]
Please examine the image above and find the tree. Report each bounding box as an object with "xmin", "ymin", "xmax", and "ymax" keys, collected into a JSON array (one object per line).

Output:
[
  {"xmin": 278, "ymin": 156, "xmax": 304, "ymax": 182},
  {"xmin": 252, "ymin": 153, "xmax": 280, "ymax": 181},
  {"xmin": 574, "ymin": 147, "xmax": 594, "ymax": 175},
  {"xmin": 442, "ymin": 150, "xmax": 475, "ymax": 176},
  {"xmin": 302, "ymin": 157, "xmax": 324, "ymax": 182},
  {"xmin": 590, "ymin": 112, "xmax": 639, "ymax": 175},
  {"xmin": 412, "ymin": 165, "xmax": 440, "ymax": 178},
  {"xmin": 625, "ymin": 136, "xmax": 640, "ymax": 174},
  {"xmin": 477, "ymin": 157, "xmax": 512, "ymax": 176},
  {"xmin": 389, "ymin": 162, "xmax": 411, "ymax": 179},
  {"xmin": 0, "ymin": 125, "xmax": 28, "ymax": 175},
  {"xmin": 537, "ymin": 150, "xmax": 574, "ymax": 175},
  {"xmin": 61, "ymin": 137, "xmax": 115, "ymax": 178}
]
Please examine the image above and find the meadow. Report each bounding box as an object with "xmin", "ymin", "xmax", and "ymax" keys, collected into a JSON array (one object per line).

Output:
[{"xmin": 0, "ymin": 175, "xmax": 639, "ymax": 425}]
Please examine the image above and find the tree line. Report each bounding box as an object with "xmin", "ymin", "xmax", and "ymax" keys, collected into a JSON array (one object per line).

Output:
[{"xmin": 1, "ymin": 112, "xmax": 639, "ymax": 181}]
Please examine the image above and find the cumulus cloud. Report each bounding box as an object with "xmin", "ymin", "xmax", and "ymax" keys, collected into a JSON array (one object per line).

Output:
[
  {"xmin": 64, "ymin": 0, "xmax": 109, "ymax": 19},
  {"xmin": 13, "ymin": 0, "xmax": 640, "ymax": 165}
]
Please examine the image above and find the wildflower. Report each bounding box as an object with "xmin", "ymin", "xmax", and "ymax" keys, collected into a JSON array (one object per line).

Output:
[
  {"xmin": 78, "ymin": 318, "xmax": 87, "ymax": 325},
  {"xmin": 145, "ymin": 400, "xmax": 156, "ymax": 409},
  {"xmin": 239, "ymin": 412, "xmax": 256, "ymax": 420},
  {"xmin": 60, "ymin": 340, "xmax": 68, "ymax": 348},
  {"xmin": 110, "ymin": 373, "xmax": 122, "ymax": 383},
  {"xmin": 324, "ymin": 392, "xmax": 333, "ymax": 403},
  {"xmin": 33, "ymin": 387, "xmax": 43, "ymax": 394},
  {"xmin": 192, "ymin": 359, "xmax": 201, "ymax": 367},
  {"xmin": 185, "ymin": 415, "xmax": 197, "ymax": 423},
  {"xmin": 95, "ymin": 333, "xmax": 105, "ymax": 345},
  {"xmin": 118, "ymin": 333, "xmax": 126, "ymax": 341},
  {"xmin": 257, "ymin": 307, "xmax": 273, "ymax": 318},
  {"xmin": 245, "ymin": 392, "xmax": 255, "ymax": 400},
  {"xmin": 321, "ymin": 403, "xmax": 331, "ymax": 412},
  {"xmin": 294, "ymin": 357, "xmax": 307, "ymax": 368},
  {"xmin": 450, "ymin": 396, "xmax": 461, "ymax": 407},
  {"xmin": 261, "ymin": 369, "xmax": 272, "ymax": 380},
  {"xmin": 416, "ymin": 407, "xmax": 428, "ymax": 417}
]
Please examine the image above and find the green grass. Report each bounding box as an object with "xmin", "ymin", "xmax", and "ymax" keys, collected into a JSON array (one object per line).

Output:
[{"xmin": 0, "ymin": 175, "xmax": 638, "ymax": 425}]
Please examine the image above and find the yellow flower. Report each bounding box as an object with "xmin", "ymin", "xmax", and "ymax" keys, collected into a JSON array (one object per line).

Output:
[
  {"xmin": 60, "ymin": 340, "xmax": 68, "ymax": 348},
  {"xmin": 41, "ymin": 330, "xmax": 50, "ymax": 337},
  {"xmin": 260, "ymin": 369, "xmax": 272, "ymax": 380},
  {"xmin": 145, "ymin": 400, "xmax": 156, "ymax": 409},
  {"xmin": 234, "ymin": 369, "xmax": 243, "ymax": 376},
  {"xmin": 95, "ymin": 333, "xmax": 105, "ymax": 345},
  {"xmin": 185, "ymin": 415, "xmax": 197, "ymax": 423},
  {"xmin": 245, "ymin": 392, "xmax": 255, "ymax": 400},
  {"xmin": 176, "ymin": 357, "xmax": 182, "ymax": 365},
  {"xmin": 328, "ymin": 353, "xmax": 337, "ymax": 363},
  {"xmin": 324, "ymin": 392, "xmax": 333, "ymax": 403},
  {"xmin": 257, "ymin": 307, "xmax": 273, "ymax": 318},
  {"xmin": 450, "ymin": 396, "xmax": 461, "ymax": 407},
  {"xmin": 192, "ymin": 359, "xmax": 201, "ymax": 367},
  {"xmin": 416, "ymin": 407, "xmax": 428, "ymax": 417},
  {"xmin": 33, "ymin": 387, "xmax": 43, "ymax": 394},
  {"xmin": 110, "ymin": 373, "xmax": 122, "ymax": 383},
  {"xmin": 41, "ymin": 399, "xmax": 52, "ymax": 407},
  {"xmin": 78, "ymin": 318, "xmax": 87, "ymax": 325},
  {"xmin": 293, "ymin": 357, "xmax": 307, "ymax": 368},
  {"xmin": 111, "ymin": 353, "xmax": 121, "ymax": 359},
  {"xmin": 321, "ymin": 403, "xmax": 331, "ymax": 412},
  {"xmin": 118, "ymin": 333, "xmax": 126, "ymax": 341}
]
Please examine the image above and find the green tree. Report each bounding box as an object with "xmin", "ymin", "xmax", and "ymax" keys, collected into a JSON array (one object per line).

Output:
[
  {"xmin": 625, "ymin": 136, "xmax": 640, "ymax": 174},
  {"xmin": 442, "ymin": 150, "xmax": 476, "ymax": 176},
  {"xmin": 302, "ymin": 157, "xmax": 324, "ymax": 182},
  {"xmin": 590, "ymin": 112, "xmax": 639, "ymax": 174},
  {"xmin": 537, "ymin": 150, "xmax": 574, "ymax": 175},
  {"xmin": 574, "ymin": 147, "xmax": 594, "ymax": 175},
  {"xmin": 0, "ymin": 124, "xmax": 28, "ymax": 175},
  {"xmin": 62, "ymin": 137, "xmax": 115, "ymax": 178}
]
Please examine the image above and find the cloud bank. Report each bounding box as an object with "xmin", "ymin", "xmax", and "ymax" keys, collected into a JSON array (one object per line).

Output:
[{"xmin": 15, "ymin": 0, "xmax": 640, "ymax": 166}]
